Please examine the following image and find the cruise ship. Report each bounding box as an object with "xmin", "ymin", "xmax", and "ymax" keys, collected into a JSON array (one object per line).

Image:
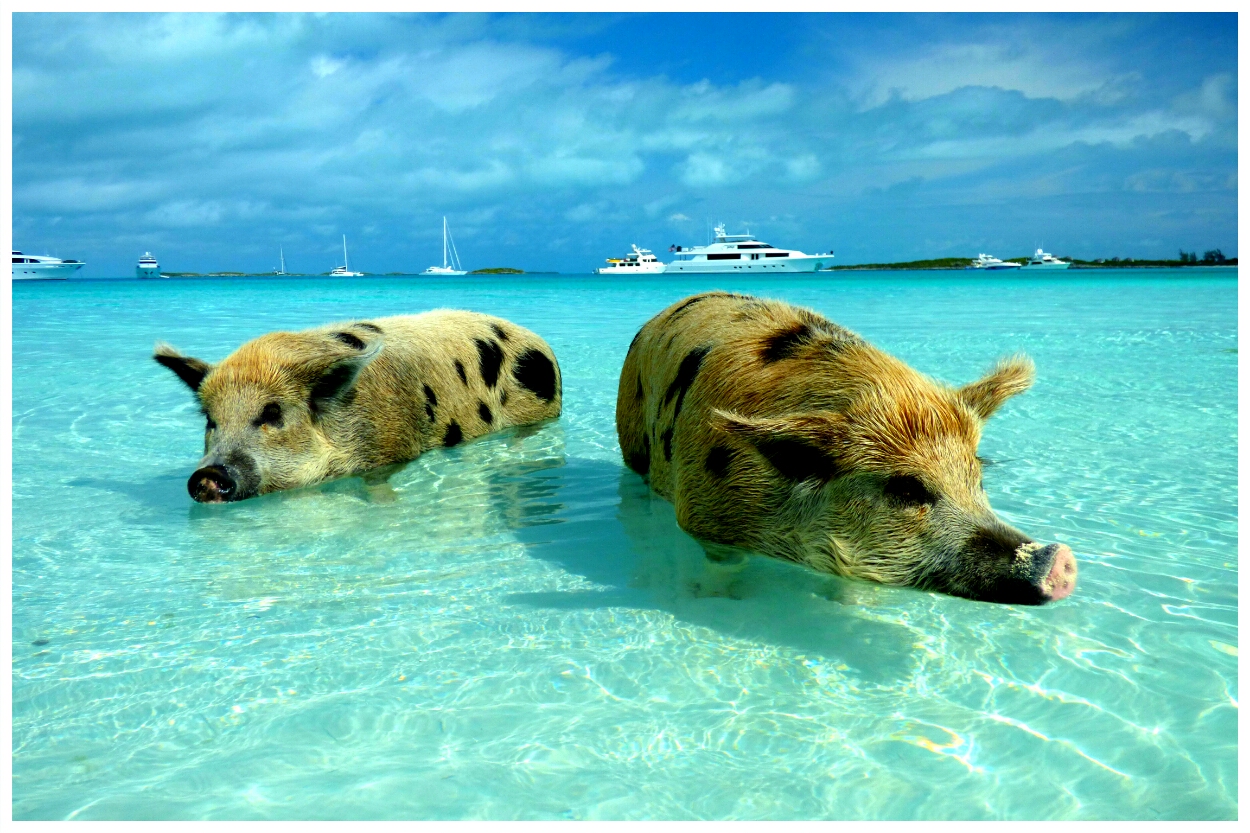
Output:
[
  {"xmin": 137, "ymin": 252, "xmax": 162, "ymax": 278},
  {"xmin": 598, "ymin": 245, "xmax": 665, "ymax": 275},
  {"xmin": 664, "ymin": 224, "xmax": 832, "ymax": 273},
  {"xmin": 12, "ymin": 250, "xmax": 85, "ymax": 280}
]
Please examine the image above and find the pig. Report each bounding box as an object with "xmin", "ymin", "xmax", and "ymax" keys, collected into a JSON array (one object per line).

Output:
[
  {"xmin": 616, "ymin": 291, "xmax": 1077, "ymax": 605},
  {"xmin": 155, "ymin": 310, "xmax": 561, "ymax": 502}
]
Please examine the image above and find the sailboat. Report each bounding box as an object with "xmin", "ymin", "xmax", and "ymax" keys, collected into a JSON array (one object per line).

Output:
[
  {"xmin": 274, "ymin": 246, "xmax": 287, "ymax": 275},
  {"xmin": 329, "ymin": 235, "xmax": 363, "ymax": 277},
  {"xmin": 422, "ymin": 217, "xmax": 468, "ymax": 275}
]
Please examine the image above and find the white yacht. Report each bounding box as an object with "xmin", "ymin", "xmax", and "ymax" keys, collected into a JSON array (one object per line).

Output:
[
  {"xmin": 136, "ymin": 252, "xmax": 162, "ymax": 279},
  {"xmin": 664, "ymin": 224, "xmax": 832, "ymax": 274},
  {"xmin": 422, "ymin": 217, "xmax": 467, "ymax": 276},
  {"xmin": 274, "ymin": 246, "xmax": 287, "ymax": 275},
  {"xmin": 597, "ymin": 244, "xmax": 665, "ymax": 275},
  {"xmin": 329, "ymin": 235, "xmax": 363, "ymax": 277},
  {"xmin": 1021, "ymin": 248, "xmax": 1070, "ymax": 270},
  {"xmin": 12, "ymin": 250, "xmax": 85, "ymax": 280},
  {"xmin": 965, "ymin": 253, "xmax": 1022, "ymax": 270}
]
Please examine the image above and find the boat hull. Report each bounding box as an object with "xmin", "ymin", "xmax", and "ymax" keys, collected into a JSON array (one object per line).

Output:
[
  {"xmin": 12, "ymin": 262, "xmax": 82, "ymax": 280},
  {"xmin": 1020, "ymin": 263, "xmax": 1070, "ymax": 270},
  {"xmin": 597, "ymin": 265, "xmax": 666, "ymax": 275},
  {"xmin": 421, "ymin": 268, "xmax": 467, "ymax": 276},
  {"xmin": 662, "ymin": 255, "xmax": 831, "ymax": 274}
]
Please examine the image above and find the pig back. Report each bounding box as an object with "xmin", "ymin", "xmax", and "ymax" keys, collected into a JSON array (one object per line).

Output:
[{"xmin": 320, "ymin": 310, "xmax": 562, "ymax": 469}]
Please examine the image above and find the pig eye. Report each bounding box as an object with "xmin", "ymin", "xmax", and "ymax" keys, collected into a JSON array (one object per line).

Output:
[
  {"xmin": 884, "ymin": 474, "xmax": 936, "ymax": 507},
  {"xmin": 255, "ymin": 402, "xmax": 283, "ymax": 428}
]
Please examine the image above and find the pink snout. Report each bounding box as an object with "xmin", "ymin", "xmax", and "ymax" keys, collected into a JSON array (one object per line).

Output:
[{"xmin": 1042, "ymin": 544, "xmax": 1078, "ymax": 601}]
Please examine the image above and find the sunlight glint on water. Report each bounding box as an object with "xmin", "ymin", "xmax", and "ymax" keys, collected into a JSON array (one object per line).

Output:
[{"xmin": 12, "ymin": 270, "xmax": 1236, "ymax": 819}]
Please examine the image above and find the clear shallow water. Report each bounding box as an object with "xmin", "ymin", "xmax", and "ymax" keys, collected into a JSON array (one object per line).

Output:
[{"xmin": 12, "ymin": 269, "xmax": 1237, "ymax": 820}]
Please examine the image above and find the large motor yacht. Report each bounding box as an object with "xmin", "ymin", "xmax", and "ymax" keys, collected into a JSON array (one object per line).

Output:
[
  {"xmin": 1020, "ymin": 248, "xmax": 1070, "ymax": 270},
  {"xmin": 597, "ymin": 244, "xmax": 665, "ymax": 275},
  {"xmin": 664, "ymin": 224, "xmax": 832, "ymax": 274},
  {"xmin": 965, "ymin": 253, "xmax": 1022, "ymax": 270},
  {"xmin": 136, "ymin": 252, "xmax": 162, "ymax": 278},
  {"xmin": 12, "ymin": 250, "xmax": 85, "ymax": 280}
]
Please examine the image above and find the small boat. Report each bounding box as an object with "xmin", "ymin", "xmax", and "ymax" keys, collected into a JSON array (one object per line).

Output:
[
  {"xmin": 274, "ymin": 246, "xmax": 287, "ymax": 275},
  {"xmin": 12, "ymin": 250, "xmax": 85, "ymax": 280},
  {"xmin": 329, "ymin": 235, "xmax": 363, "ymax": 277},
  {"xmin": 664, "ymin": 223, "xmax": 832, "ymax": 274},
  {"xmin": 965, "ymin": 253, "xmax": 1022, "ymax": 270},
  {"xmin": 597, "ymin": 245, "xmax": 665, "ymax": 275},
  {"xmin": 422, "ymin": 217, "xmax": 467, "ymax": 275},
  {"xmin": 1021, "ymin": 248, "xmax": 1070, "ymax": 270},
  {"xmin": 137, "ymin": 252, "xmax": 163, "ymax": 279}
]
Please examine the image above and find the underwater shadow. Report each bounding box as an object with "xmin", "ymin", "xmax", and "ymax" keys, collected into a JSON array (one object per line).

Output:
[{"xmin": 494, "ymin": 456, "xmax": 918, "ymax": 681}]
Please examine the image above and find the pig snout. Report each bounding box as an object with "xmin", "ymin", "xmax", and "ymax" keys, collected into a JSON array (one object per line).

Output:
[
  {"xmin": 188, "ymin": 465, "xmax": 237, "ymax": 503},
  {"xmin": 1037, "ymin": 543, "xmax": 1077, "ymax": 602},
  {"xmin": 187, "ymin": 453, "xmax": 260, "ymax": 503},
  {"xmin": 948, "ymin": 528, "xmax": 1079, "ymax": 605}
]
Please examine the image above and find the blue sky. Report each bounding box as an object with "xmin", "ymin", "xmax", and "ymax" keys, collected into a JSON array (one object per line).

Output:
[{"xmin": 12, "ymin": 12, "xmax": 1238, "ymax": 275}]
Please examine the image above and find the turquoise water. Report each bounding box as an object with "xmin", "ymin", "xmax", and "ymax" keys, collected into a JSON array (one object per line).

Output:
[{"xmin": 12, "ymin": 270, "xmax": 1237, "ymax": 820}]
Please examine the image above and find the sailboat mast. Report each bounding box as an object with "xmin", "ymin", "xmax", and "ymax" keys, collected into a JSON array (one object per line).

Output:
[
  {"xmin": 280, "ymin": 246, "xmax": 285, "ymax": 274},
  {"xmin": 342, "ymin": 235, "xmax": 349, "ymax": 272},
  {"xmin": 443, "ymin": 217, "xmax": 449, "ymax": 269}
]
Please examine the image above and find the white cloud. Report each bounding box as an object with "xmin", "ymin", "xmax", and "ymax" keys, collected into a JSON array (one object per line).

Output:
[
  {"xmin": 310, "ymin": 55, "xmax": 344, "ymax": 78},
  {"xmin": 851, "ymin": 42, "xmax": 1112, "ymax": 107}
]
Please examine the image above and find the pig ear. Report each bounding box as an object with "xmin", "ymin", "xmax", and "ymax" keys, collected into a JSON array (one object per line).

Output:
[
  {"xmin": 958, "ymin": 355, "xmax": 1035, "ymax": 421},
  {"xmin": 153, "ymin": 342, "xmax": 212, "ymax": 393},
  {"xmin": 711, "ymin": 409, "xmax": 846, "ymax": 483},
  {"xmin": 309, "ymin": 344, "xmax": 380, "ymax": 416}
]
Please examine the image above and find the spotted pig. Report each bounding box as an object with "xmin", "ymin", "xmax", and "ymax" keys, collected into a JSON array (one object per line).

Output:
[
  {"xmin": 155, "ymin": 310, "xmax": 561, "ymax": 502},
  {"xmin": 616, "ymin": 291, "xmax": 1076, "ymax": 605}
]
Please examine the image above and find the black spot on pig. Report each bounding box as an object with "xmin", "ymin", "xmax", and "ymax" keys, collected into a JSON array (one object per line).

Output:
[
  {"xmin": 444, "ymin": 421, "xmax": 463, "ymax": 447},
  {"xmin": 706, "ymin": 445, "xmax": 734, "ymax": 478},
  {"xmin": 333, "ymin": 331, "xmax": 366, "ymax": 350},
  {"xmin": 514, "ymin": 349, "xmax": 557, "ymax": 402},
  {"xmin": 754, "ymin": 437, "xmax": 842, "ymax": 483},
  {"xmin": 490, "ymin": 323, "xmax": 509, "ymax": 342},
  {"xmin": 455, "ymin": 360, "xmax": 468, "ymax": 385},
  {"xmin": 476, "ymin": 338, "xmax": 504, "ymax": 388},
  {"xmin": 761, "ymin": 322, "xmax": 812, "ymax": 363},
  {"xmin": 479, "ymin": 402, "xmax": 493, "ymax": 425},
  {"xmin": 663, "ymin": 345, "xmax": 709, "ymax": 418}
]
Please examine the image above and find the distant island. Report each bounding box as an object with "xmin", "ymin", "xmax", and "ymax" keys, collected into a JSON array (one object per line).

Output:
[
  {"xmin": 155, "ymin": 267, "xmax": 529, "ymax": 277},
  {"xmin": 831, "ymin": 251, "xmax": 1236, "ymax": 270}
]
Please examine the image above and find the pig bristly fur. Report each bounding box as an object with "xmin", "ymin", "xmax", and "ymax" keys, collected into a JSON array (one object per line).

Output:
[
  {"xmin": 155, "ymin": 310, "xmax": 561, "ymax": 502},
  {"xmin": 616, "ymin": 291, "xmax": 1076, "ymax": 605}
]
